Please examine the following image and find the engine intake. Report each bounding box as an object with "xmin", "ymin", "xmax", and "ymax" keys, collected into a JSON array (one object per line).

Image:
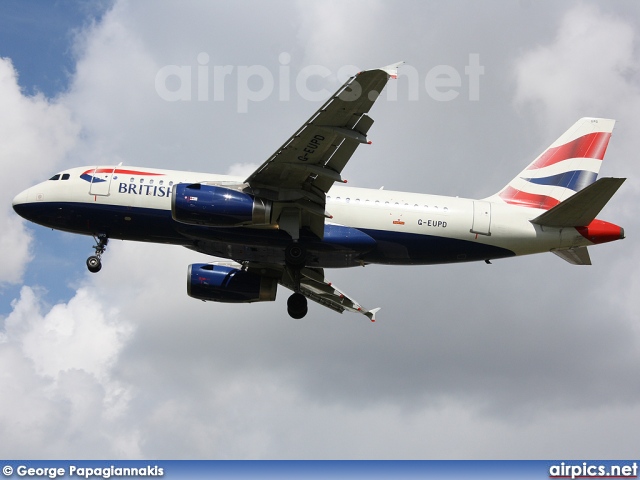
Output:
[
  {"xmin": 187, "ymin": 263, "xmax": 277, "ymax": 303},
  {"xmin": 172, "ymin": 183, "xmax": 271, "ymax": 226}
]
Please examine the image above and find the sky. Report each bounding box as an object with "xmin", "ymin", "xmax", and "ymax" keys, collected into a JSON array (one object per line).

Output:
[{"xmin": 1, "ymin": 0, "xmax": 640, "ymax": 459}]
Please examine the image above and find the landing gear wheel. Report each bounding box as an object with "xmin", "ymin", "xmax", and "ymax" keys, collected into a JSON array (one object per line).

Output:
[
  {"xmin": 87, "ymin": 234, "xmax": 108, "ymax": 273},
  {"xmin": 86, "ymin": 256, "xmax": 102, "ymax": 273},
  {"xmin": 287, "ymin": 293, "xmax": 308, "ymax": 319},
  {"xmin": 285, "ymin": 243, "xmax": 307, "ymax": 267}
]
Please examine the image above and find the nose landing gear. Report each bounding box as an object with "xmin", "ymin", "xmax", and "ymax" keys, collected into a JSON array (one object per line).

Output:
[{"xmin": 87, "ymin": 234, "xmax": 108, "ymax": 273}]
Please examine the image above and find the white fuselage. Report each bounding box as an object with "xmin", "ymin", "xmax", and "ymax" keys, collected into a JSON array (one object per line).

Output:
[{"xmin": 13, "ymin": 165, "xmax": 595, "ymax": 265}]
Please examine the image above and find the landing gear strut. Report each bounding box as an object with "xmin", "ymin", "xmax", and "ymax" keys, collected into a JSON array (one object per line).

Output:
[
  {"xmin": 87, "ymin": 234, "xmax": 108, "ymax": 273},
  {"xmin": 285, "ymin": 242, "xmax": 308, "ymax": 318}
]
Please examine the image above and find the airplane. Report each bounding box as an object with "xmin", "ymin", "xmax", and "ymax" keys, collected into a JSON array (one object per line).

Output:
[{"xmin": 12, "ymin": 62, "xmax": 626, "ymax": 321}]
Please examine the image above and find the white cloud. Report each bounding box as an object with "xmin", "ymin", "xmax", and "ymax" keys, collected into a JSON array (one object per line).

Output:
[
  {"xmin": 513, "ymin": 4, "xmax": 640, "ymax": 133},
  {"xmin": 9, "ymin": 286, "xmax": 130, "ymax": 381},
  {"xmin": 294, "ymin": 0, "xmax": 384, "ymax": 70},
  {"xmin": 0, "ymin": 58, "xmax": 78, "ymax": 283},
  {"xmin": 0, "ymin": 215, "xmax": 32, "ymax": 283},
  {"xmin": 0, "ymin": 286, "xmax": 137, "ymax": 457},
  {"xmin": 3, "ymin": 0, "xmax": 640, "ymax": 460},
  {"xmin": 226, "ymin": 162, "xmax": 260, "ymax": 178}
]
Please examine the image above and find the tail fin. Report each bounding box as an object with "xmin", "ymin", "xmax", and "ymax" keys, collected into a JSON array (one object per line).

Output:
[{"xmin": 493, "ymin": 117, "xmax": 615, "ymax": 209}]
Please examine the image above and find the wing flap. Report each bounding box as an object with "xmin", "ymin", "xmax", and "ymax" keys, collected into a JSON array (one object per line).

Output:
[{"xmin": 279, "ymin": 266, "xmax": 380, "ymax": 321}]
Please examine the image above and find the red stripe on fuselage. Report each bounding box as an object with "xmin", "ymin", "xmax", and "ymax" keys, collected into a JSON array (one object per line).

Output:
[
  {"xmin": 82, "ymin": 168, "xmax": 165, "ymax": 176},
  {"xmin": 528, "ymin": 131, "xmax": 611, "ymax": 170}
]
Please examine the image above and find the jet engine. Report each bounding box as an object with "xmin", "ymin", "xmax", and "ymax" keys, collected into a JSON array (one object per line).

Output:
[
  {"xmin": 172, "ymin": 183, "xmax": 271, "ymax": 227},
  {"xmin": 187, "ymin": 263, "xmax": 277, "ymax": 303}
]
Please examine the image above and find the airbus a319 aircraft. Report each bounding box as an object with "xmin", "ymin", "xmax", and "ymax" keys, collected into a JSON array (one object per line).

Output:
[{"xmin": 12, "ymin": 62, "xmax": 626, "ymax": 321}]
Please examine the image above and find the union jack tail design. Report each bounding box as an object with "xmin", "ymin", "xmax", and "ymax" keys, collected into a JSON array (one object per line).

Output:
[{"xmin": 494, "ymin": 117, "xmax": 615, "ymax": 210}]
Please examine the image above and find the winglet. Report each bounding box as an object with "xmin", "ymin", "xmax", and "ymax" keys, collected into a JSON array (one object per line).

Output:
[
  {"xmin": 365, "ymin": 307, "xmax": 381, "ymax": 322},
  {"xmin": 380, "ymin": 61, "xmax": 404, "ymax": 79}
]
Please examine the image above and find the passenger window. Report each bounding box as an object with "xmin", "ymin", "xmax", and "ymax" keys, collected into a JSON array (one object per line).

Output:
[
  {"xmin": 140, "ymin": 178, "xmax": 144, "ymax": 184},
  {"xmin": 49, "ymin": 174, "xmax": 60, "ymax": 181},
  {"xmin": 61, "ymin": 174, "xmax": 70, "ymax": 180},
  {"xmin": 159, "ymin": 180, "xmax": 164, "ymax": 186},
  {"xmin": 149, "ymin": 179, "xmax": 154, "ymax": 185}
]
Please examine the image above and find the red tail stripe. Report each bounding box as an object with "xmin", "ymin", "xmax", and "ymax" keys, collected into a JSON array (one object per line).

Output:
[
  {"xmin": 527, "ymin": 131, "xmax": 611, "ymax": 170},
  {"xmin": 499, "ymin": 186, "xmax": 560, "ymax": 210}
]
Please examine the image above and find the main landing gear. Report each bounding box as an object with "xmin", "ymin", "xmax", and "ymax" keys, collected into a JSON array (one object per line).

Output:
[
  {"xmin": 285, "ymin": 242, "xmax": 308, "ymax": 319},
  {"xmin": 86, "ymin": 234, "xmax": 108, "ymax": 273},
  {"xmin": 287, "ymin": 292, "xmax": 308, "ymax": 319}
]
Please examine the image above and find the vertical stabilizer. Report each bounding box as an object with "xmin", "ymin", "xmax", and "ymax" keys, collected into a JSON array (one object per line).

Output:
[{"xmin": 493, "ymin": 118, "xmax": 615, "ymax": 210}]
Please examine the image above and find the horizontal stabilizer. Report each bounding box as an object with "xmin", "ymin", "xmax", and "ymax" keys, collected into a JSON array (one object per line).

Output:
[
  {"xmin": 552, "ymin": 246, "xmax": 592, "ymax": 265},
  {"xmin": 531, "ymin": 177, "xmax": 625, "ymax": 227}
]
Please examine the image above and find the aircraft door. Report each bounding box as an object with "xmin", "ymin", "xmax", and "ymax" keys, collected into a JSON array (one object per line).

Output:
[
  {"xmin": 88, "ymin": 166, "xmax": 116, "ymax": 196},
  {"xmin": 470, "ymin": 201, "xmax": 491, "ymax": 236}
]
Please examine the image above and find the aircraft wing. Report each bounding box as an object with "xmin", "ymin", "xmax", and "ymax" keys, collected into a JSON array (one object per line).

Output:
[
  {"xmin": 284, "ymin": 266, "xmax": 380, "ymax": 322},
  {"xmin": 245, "ymin": 262, "xmax": 380, "ymax": 321},
  {"xmin": 244, "ymin": 62, "xmax": 403, "ymax": 238}
]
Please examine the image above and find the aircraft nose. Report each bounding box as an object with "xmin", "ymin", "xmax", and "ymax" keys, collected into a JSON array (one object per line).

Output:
[{"xmin": 12, "ymin": 189, "xmax": 29, "ymax": 218}]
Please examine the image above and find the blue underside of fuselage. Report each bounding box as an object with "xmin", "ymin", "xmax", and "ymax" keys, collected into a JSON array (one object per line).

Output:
[{"xmin": 13, "ymin": 202, "xmax": 515, "ymax": 267}]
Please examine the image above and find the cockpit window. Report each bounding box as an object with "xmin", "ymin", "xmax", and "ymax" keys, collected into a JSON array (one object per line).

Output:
[
  {"xmin": 49, "ymin": 174, "xmax": 61, "ymax": 181},
  {"xmin": 61, "ymin": 173, "xmax": 70, "ymax": 180}
]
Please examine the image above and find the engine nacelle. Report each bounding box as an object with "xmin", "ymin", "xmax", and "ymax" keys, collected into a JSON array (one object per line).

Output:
[
  {"xmin": 187, "ymin": 263, "xmax": 277, "ymax": 303},
  {"xmin": 172, "ymin": 183, "xmax": 271, "ymax": 226}
]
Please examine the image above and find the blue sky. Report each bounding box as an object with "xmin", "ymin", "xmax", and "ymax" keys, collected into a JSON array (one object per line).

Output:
[
  {"xmin": 1, "ymin": 0, "xmax": 640, "ymax": 460},
  {"xmin": 0, "ymin": 1, "xmax": 109, "ymax": 313},
  {"xmin": 0, "ymin": 0, "xmax": 108, "ymax": 96}
]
